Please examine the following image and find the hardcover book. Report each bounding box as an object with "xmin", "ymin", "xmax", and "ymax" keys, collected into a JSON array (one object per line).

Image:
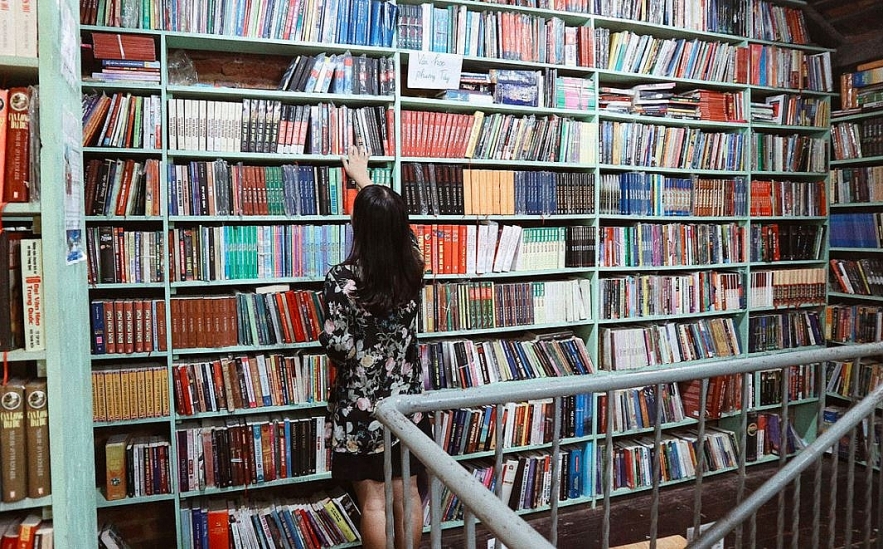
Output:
[
  {"xmin": 0, "ymin": 378, "xmax": 27, "ymax": 502},
  {"xmin": 24, "ymin": 378, "xmax": 49, "ymax": 498}
]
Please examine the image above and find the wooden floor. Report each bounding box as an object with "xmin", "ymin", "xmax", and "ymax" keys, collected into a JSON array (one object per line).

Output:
[{"xmin": 425, "ymin": 458, "xmax": 882, "ymax": 549}]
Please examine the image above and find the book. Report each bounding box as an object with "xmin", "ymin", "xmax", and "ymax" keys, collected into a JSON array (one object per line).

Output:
[
  {"xmin": 24, "ymin": 379, "xmax": 49, "ymax": 498},
  {"xmin": 20, "ymin": 239, "xmax": 43, "ymax": 352},
  {"xmin": 3, "ymin": 88, "xmax": 32, "ymax": 203},
  {"xmin": 0, "ymin": 378, "xmax": 27, "ymax": 502},
  {"xmin": 15, "ymin": 514, "xmax": 41, "ymax": 549},
  {"xmin": 104, "ymin": 434, "xmax": 129, "ymax": 501},
  {"xmin": 0, "ymin": 229, "xmax": 26, "ymax": 351}
]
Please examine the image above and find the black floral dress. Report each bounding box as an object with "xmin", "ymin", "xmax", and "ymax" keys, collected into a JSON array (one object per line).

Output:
[{"xmin": 319, "ymin": 264, "xmax": 424, "ymax": 458}]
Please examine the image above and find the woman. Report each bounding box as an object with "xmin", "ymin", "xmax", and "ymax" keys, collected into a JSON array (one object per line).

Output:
[{"xmin": 319, "ymin": 146, "xmax": 427, "ymax": 549}]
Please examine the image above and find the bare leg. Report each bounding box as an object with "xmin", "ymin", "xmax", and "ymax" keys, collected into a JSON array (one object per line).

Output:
[
  {"xmin": 353, "ymin": 476, "xmax": 424, "ymax": 549},
  {"xmin": 353, "ymin": 479, "xmax": 388, "ymax": 549},
  {"xmin": 392, "ymin": 475, "xmax": 424, "ymax": 549}
]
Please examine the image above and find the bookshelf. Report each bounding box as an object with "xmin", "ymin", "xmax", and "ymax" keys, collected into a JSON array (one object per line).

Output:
[
  {"xmin": 0, "ymin": 0, "xmax": 95, "ymax": 544},
  {"xmin": 74, "ymin": 0, "xmax": 836, "ymax": 545}
]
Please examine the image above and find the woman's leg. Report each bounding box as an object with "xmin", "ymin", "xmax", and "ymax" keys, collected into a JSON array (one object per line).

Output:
[
  {"xmin": 352, "ymin": 479, "xmax": 389, "ymax": 549},
  {"xmin": 392, "ymin": 475, "xmax": 423, "ymax": 549},
  {"xmin": 353, "ymin": 476, "xmax": 423, "ymax": 549}
]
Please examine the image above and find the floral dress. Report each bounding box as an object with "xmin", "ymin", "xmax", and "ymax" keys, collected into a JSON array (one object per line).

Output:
[{"xmin": 319, "ymin": 263, "xmax": 423, "ymax": 456}]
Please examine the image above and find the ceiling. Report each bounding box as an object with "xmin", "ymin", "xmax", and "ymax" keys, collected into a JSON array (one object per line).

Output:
[{"xmin": 803, "ymin": 0, "xmax": 883, "ymax": 69}]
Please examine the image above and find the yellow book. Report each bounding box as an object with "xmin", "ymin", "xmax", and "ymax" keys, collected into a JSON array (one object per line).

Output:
[{"xmin": 464, "ymin": 111, "xmax": 485, "ymax": 159}]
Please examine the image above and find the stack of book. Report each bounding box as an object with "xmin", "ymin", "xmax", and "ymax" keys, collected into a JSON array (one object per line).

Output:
[
  {"xmin": 839, "ymin": 58, "xmax": 883, "ymax": 113},
  {"xmin": 86, "ymin": 32, "xmax": 160, "ymax": 84}
]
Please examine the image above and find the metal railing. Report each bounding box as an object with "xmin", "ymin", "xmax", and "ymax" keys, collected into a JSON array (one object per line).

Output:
[{"xmin": 374, "ymin": 341, "xmax": 883, "ymax": 549}]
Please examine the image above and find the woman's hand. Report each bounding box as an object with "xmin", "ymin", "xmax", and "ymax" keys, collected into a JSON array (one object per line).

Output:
[{"xmin": 342, "ymin": 145, "xmax": 372, "ymax": 190}]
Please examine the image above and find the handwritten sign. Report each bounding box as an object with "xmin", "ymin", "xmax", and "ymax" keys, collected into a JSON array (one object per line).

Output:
[{"xmin": 407, "ymin": 52, "xmax": 463, "ymax": 90}]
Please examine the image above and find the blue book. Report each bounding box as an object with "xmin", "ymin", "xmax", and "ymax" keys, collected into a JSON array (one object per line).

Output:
[
  {"xmin": 568, "ymin": 445, "xmax": 583, "ymax": 499},
  {"xmin": 336, "ymin": 0, "xmax": 352, "ymax": 43},
  {"xmin": 368, "ymin": 0, "xmax": 382, "ymax": 46},
  {"xmin": 90, "ymin": 301, "xmax": 106, "ymax": 354}
]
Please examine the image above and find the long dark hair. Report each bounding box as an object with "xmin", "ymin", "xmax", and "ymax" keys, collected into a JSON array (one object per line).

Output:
[{"xmin": 346, "ymin": 185, "xmax": 424, "ymax": 316}]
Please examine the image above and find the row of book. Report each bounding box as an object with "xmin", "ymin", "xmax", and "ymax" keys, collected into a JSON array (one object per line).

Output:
[
  {"xmin": 826, "ymin": 360, "xmax": 883, "ymax": 400},
  {"xmin": 0, "ymin": 516, "xmax": 51, "ymax": 549},
  {"xmin": 168, "ymin": 224, "xmax": 351, "ymax": 282},
  {"xmin": 399, "ymin": 7, "xmax": 593, "ymax": 66},
  {"xmin": 830, "ymin": 213, "xmax": 883, "ymax": 249},
  {"xmin": 839, "ymin": 58, "xmax": 883, "ymax": 112},
  {"xmin": 598, "ymin": 222, "xmax": 746, "ymax": 268},
  {"xmin": 0, "ymin": 234, "xmax": 44, "ymax": 352},
  {"xmin": 92, "ymin": 365, "xmax": 170, "ymax": 422},
  {"xmin": 167, "ymin": 161, "xmax": 392, "ymax": 217},
  {"xmin": 829, "ymin": 166, "xmax": 883, "ymax": 205},
  {"xmin": 750, "ymin": 0, "xmax": 810, "ymax": 44},
  {"xmin": 750, "ymin": 94, "xmax": 829, "ymax": 127},
  {"xmin": 679, "ymin": 375, "xmax": 742, "ymax": 420},
  {"xmin": 84, "ymin": 158, "xmax": 162, "ymax": 217},
  {"xmin": 439, "ymin": 70, "xmax": 596, "ymax": 111},
  {"xmin": 277, "ymin": 52, "xmax": 395, "ymax": 96},
  {"xmin": 402, "ymin": 165, "xmax": 595, "ymax": 216},
  {"xmin": 598, "ymin": 122, "xmax": 745, "ymax": 171},
  {"xmin": 401, "ymin": 110, "xmax": 595, "ymax": 163},
  {"xmin": 749, "ymin": 180, "xmax": 827, "ymax": 217},
  {"xmin": 0, "ymin": 379, "xmax": 50, "ymax": 503},
  {"xmin": 168, "ymin": 99, "xmax": 393, "ymax": 157},
  {"xmin": 749, "ymin": 223, "xmax": 825, "ymax": 263},
  {"xmin": 170, "ymin": 290, "xmax": 324, "ymax": 349},
  {"xmin": 748, "ymin": 45, "xmax": 832, "ymax": 92},
  {"xmin": 757, "ymin": 364, "xmax": 819, "ymax": 406},
  {"xmin": 829, "ymin": 258, "xmax": 883, "ymax": 297},
  {"xmin": 599, "ymin": 317, "xmax": 741, "ymax": 370},
  {"xmin": 419, "ymin": 278, "xmax": 591, "ymax": 333},
  {"xmin": 89, "ymin": 298, "xmax": 167, "ymax": 354},
  {"xmin": 84, "ymin": 0, "xmax": 397, "ymax": 48},
  {"xmin": 598, "ymin": 270, "xmax": 743, "ymax": 320},
  {"xmin": 608, "ymin": 428, "xmax": 740, "ymax": 490},
  {"xmin": 826, "ymin": 305, "xmax": 883, "ymax": 344},
  {"xmin": 419, "ymin": 334, "xmax": 595, "ymax": 390},
  {"xmin": 0, "ymin": 87, "xmax": 38, "ymax": 204},
  {"xmin": 822, "ymin": 406, "xmax": 881, "ymax": 466},
  {"xmin": 600, "ymin": 85, "xmax": 744, "ymax": 122},
  {"xmin": 747, "ymin": 268, "xmax": 826, "ymax": 308},
  {"xmin": 437, "ymin": 395, "xmax": 594, "ymax": 457},
  {"xmin": 102, "ymin": 434, "xmax": 173, "ymax": 499},
  {"xmin": 86, "ymin": 227, "xmax": 164, "ymax": 284},
  {"xmin": 0, "ymin": 0, "xmax": 37, "ymax": 57},
  {"xmin": 80, "ymin": 0, "xmax": 782, "ymax": 41},
  {"xmin": 598, "ymin": 173, "xmax": 747, "ymax": 217},
  {"xmin": 749, "ymin": 412, "xmax": 806, "ymax": 458},
  {"xmin": 414, "ymin": 223, "xmax": 594, "ymax": 276},
  {"xmin": 751, "ymin": 133, "xmax": 828, "ymax": 173},
  {"xmin": 173, "ymin": 353, "xmax": 330, "ymax": 416},
  {"xmin": 82, "ymin": 93, "xmax": 163, "ymax": 149},
  {"xmin": 748, "ymin": 311, "xmax": 823, "ymax": 353},
  {"xmin": 595, "ymin": 29, "xmax": 743, "ymax": 83},
  {"xmin": 180, "ymin": 491, "xmax": 361, "ymax": 549},
  {"xmin": 598, "ymin": 383, "xmax": 686, "ymax": 433},
  {"xmin": 175, "ymin": 415, "xmax": 328, "ymax": 492}
]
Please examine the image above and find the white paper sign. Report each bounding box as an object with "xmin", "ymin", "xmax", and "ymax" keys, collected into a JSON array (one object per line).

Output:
[{"xmin": 407, "ymin": 52, "xmax": 463, "ymax": 90}]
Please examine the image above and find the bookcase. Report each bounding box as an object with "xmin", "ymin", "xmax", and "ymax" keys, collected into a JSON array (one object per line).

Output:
[
  {"xmin": 825, "ymin": 63, "xmax": 883, "ymax": 468},
  {"xmin": 75, "ymin": 0, "xmax": 835, "ymax": 545},
  {"xmin": 0, "ymin": 0, "xmax": 96, "ymax": 545}
]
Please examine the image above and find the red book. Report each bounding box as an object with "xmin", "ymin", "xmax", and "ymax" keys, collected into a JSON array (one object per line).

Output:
[
  {"xmin": 3, "ymin": 88, "xmax": 31, "ymax": 203},
  {"xmin": 0, "ymin": 89, "xmax": 8, "ymax": 195},
  {"xmin": 206, "ymin": 503, "xmax": 230, "ymax": 549},
  {"xmin": 284, "ymin": 291, "xmax": 307, "ymax": 342}
]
